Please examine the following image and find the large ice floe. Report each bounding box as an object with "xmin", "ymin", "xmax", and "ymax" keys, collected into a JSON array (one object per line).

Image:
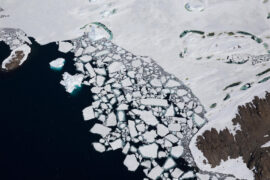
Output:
[{"xmin": 57, "ymin": 33, "xmax": 236, "ymax": 180}]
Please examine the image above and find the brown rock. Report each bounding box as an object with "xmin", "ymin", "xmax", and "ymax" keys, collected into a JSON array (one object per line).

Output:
[{"xmin": 196, "ymin": 92, "xmax": 270, "ymax": 180}]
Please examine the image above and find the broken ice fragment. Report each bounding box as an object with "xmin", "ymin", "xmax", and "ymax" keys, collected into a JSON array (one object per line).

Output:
[
  {"xmin": 85, "ymin": 63, "xmax": 96, "ymax": 77},
  {"xmin": 147, "ymin": 165, "xmax": 163, "ymax": 180},
  {"xmin": 140, "ymin": 111, "xmax": 159, "ymax": 126},
  {"xmin": 163, "ymin": 157, "xmax": 176, "ymax": 170},
  {"xmin": 168, "ymin": 122, "xmax": 181, "ymax": 132},
  {"xmin": 143, "ymin": 130, "xmax": 157, "ymax": 143},
  {"xmin": 139, "ymin": 143, "xmax": 158, "ymax": 158},
  {"xmin": 165, "ymin": 105, "xmax": 175, "ymax": 117},
  {"xmin": 82, "ymin": 106, "xmax": 95, "ymax": 120},
  {"xmin": 90, "ymin": 123, "xmax": 111, "ymax": 137},
  {"xmin": 123, "ymin": 154, "xmax": 139, "ymax": 171},
  {"xmin": 181, "ymin": 171, "xmax": 194, "ymax": 179},
  {"xmin": 60, "ymin": 72, "xmax": 84, "ymax": 93},
  {"xmin": 108, "ymin": 61, "xmax": 125, "ymax": 73},
  {"xmin": 192, "ymin": 114, "xmax": 206, "ymax": 127},
  {"xmin": 171, "ymin": 168, "xmax": 183, "ymax": 179},
  {"xmin": 80, "ymin": 55, "xmax": 92, "ymax": 63},
  {"xmin": 128, "ymin": 120, "xmax": 138, "ymax": 137},
  {"xmin": 165, "ymin": 79, "xmax": 181, "ymax": 87},
  {"xmin": 49, "ymin": 58, "xmax": 65, "ymax": 70},
  {"xmin": 141, "ymin": 98, "xmax": 168, "ymax": 107},
  {"xmin": 58, "ymin": 41, "xmax": 73, "ymax": 53},
  {"xmin": 105, "ymin": 112, "xmax": 117, "ymax": 126},
  {"xmin": 109, "ymin": 139, "xmax": 123, "ymax": 150},
  {"xmin": 92, "ymin": 142, "xmax": 106, "ymax": 153},
  {"xmin": 170, "ymin": 145, "xmax": 184, "ymax": 158},
  {"xmin": 157, "ymin": 124, "xmax": 169, "ymax": 137}
]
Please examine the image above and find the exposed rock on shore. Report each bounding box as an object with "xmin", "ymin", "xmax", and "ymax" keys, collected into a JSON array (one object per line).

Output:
[{"xmin": 196, "ymin": 92, "xmax": 270, "ymax": 180}]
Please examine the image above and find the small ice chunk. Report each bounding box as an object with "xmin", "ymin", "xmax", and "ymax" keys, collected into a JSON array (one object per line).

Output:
[
  {"xmin": 181, "ymin": 171, "xmax": 194, "ymax": 179},
  {"xmin": 143, "ymin": 130, "xmax": 157, "ymax": 143},
  {"xmin": 165, "ymin": 79, "xmax": 180, "ymax": 87},
  {"xmin": 136, "ymin": 123, "xmax": 146, "ymax": 132},
  {"xmin": 85, "ymin": 63, "xmax": 96, "ymax": 77},
  {"xmin": 96, "ymin": 75, "xmax": 105, "ymax": 86},
  {"xmin": 108, "ymin": 61, "xmax": 125, "ymax": 73},
  {"xmin": 75, "ymin": 62, "xmax": 84, "ymax": 73},
  {"xmin": 171, "ymin": 168, "xmax": 183, "ymax": 179},
  {"xmin": 92, "ymin": 142, "xmax": 105, "ymax": 153},
  {"xmin": 94, "ymin": 68, "xmax": 107, "ymax": 76},
  {"xmin": 141, "ymin": 160, "xmax": 151, "ymax": 169},
  {"xmin": 141, "ymin": 98, "xmax": 168, "ymax": 107},
  {"xmin": 165, "ymin": 105, "xmax": 175, "ymax": 117},
  {"xmin": 84, "ymin": 45, "xmax": 96, "ymax": 54},
  {"xmin": 168, "ymin": 123, "xmax": 181, "ymax": 132},
  {"xmin": 177, "ymin": 89, "xmax": 187, "ymax": 96},
  {"xmin": 75, "ymin": 48, "xmax": 83, "ymax": 57},
  {"xmin": 193, "ymin": 114, "xmax": 206, "ymax": 127},
  {"xmin": 147, "ymin": 165, "xmax": 163, "ymax": 180},
  {"xmin": 157, "ymin": 124, "xmax": 169, "ymax": 137},
  {"xmin": 121, "ymin": 78, "xmax": 132, "ymax": 87},
  {"xmin": 105, "ymin": 112, "xmax": 117, "ymax": 126},
  {"xmin": 122, "ymin": 142, "xmax": 130, "ymax": 154},
  {"xmin": 60, "ymin": 72, "xmax": 84, "ymax": 93},
  {"xmin": 80, "ymin": 55, "xmax": 92, "ymax": 63},
  {"xmin": 110, "ymin": 139, "xmax": 123, "ymax": 150},
  {"xmin": 131, "ymin": 59, "xmax": 142, "ymax": 67},
  {"xmin": 49, "ymin": 58, "xmax": 65, "ymax": 70},
  {"xmin": 139, "ymin": 143, "xmax": 158, "ymax": 158},
  {"xmin": 123, "ymin": 154, "xmax": 139, "ymax": 171},
  {"xmin": 170, "ymin": 145, "xmax": 184, "ymax": 158},
  {"xmin": 58, "ymin": 41, "xmax": 73, "ymax": 53},
  {"xmin": 140, "ymin": 111, "xmax": 159, "ymax": 126},
  {"xmin": 117, "ymin": 104, "xmax": 129, "ymax": 110},
  {"xmin": 163, "ymin": 157, "xmax": 176, "ymax": 170},
  {"xmin": 150, "ymin": 78, "xmax": 162, "ymax": 87},
  {"xmin": 82, "ymin": 106, "xmax": 95, "ymax": 120},
  {"xmin": 165, "ymin": 134, "xmax": 179, "ymax": 143},
  {"xmin": 90, "ymin": 123, "xmax": 111, "ymax": 137},
  {"xmin": 128, "ymin": 120, "xmax": 138, "ymax": 137}
]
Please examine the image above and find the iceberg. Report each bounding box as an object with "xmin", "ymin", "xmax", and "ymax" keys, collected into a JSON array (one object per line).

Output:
[
  {"xmin": 60, "ymin": 72, "xmax": 84, "ymax": 93},
  {"xmin": 49, "ymin": 58, "xmax": 65, "ymax": 70}
]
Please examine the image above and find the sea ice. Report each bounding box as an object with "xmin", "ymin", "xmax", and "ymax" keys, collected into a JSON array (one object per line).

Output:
[
  {"xmin": 82, "ymin": 106, "xmax": 95, "ymax": 120},
  {"xmin": 141, "ymin": 98, "xmax": 168, "ymax": 107},
  {"xmin": 170, "ymin": 145, "xmax": 184, "ymax": 158},
  {"xmin": 147, "ymin": 165, "xmax": 163, "ymax": 180},
  {"xmin": 90, "ymin": 123, "xmax": 111, "ymax": 137},
  {"xmin": 139, "ymin": 111, "xmax": 159, "ymax": 126},
  {"xmin": 92, "ymin": 142, "xmax": 106, "ymax": 153},
  {"xmin": 58, "ymin": 41, "xmax": 73, "ymax": 53},
  {"xmin": 163, "ymin": 157, "xmax": 176, "ymax": 170},
  {"xmin": 49, "ymin": 58, "xmax": 65, "ymax": 70},
  {"xmin": 60, "ymin": 72, "xmax": 84, "ymax": 93},
  {"xmin": 123, "ymin": 154, "xmax": 139, "ymax": 172},
  {"xmin": 139, "ymin": 143, "xmax": 158, "ymax": 158}
]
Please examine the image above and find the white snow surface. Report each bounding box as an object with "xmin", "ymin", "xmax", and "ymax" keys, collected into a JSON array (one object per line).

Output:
[{"xmin": 261, "ymin": 141, "xmax": 270, "ymax": 148}]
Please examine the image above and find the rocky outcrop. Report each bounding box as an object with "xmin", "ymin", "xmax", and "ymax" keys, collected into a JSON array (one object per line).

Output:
[{"xmin": 196, "ymin": 92, "xmax": 270, "ymax": 180}]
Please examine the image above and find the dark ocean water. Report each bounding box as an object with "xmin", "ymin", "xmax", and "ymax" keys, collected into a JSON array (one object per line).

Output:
[{"xmin": 0, "ymin": 38, "xmax": 145, "ymax": 180}]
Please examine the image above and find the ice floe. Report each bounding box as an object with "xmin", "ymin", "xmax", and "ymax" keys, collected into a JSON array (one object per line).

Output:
[{"xmin": 49, "ymin": 58, "xmax": 65, "ymax": 70}]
